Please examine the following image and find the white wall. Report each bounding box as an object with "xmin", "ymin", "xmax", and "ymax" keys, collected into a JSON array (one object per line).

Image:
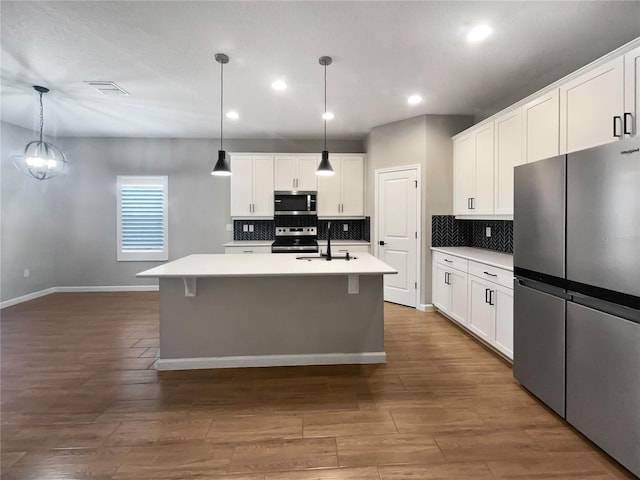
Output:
[
  {"xmin": 365, "ymin": 114, "xmax": 473, "ymax": 306},
  {"xmin": 0, "ymin": 126, "xmax": 363, "ymax": 301}
]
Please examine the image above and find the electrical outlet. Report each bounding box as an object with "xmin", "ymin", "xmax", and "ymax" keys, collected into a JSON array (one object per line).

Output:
[
  {"xmin": 343, "ymin": 224, "xmax": 349, "ymax": 232},
  {"xmin": 226, "ymin": 224, "xmax": 233, "ymax": 232},
  {"xmin": 243, "ymin": 224, "xmax": 248, "ymax": 232},
  {"xmin": 23, "ymin": 268, "xmax": 30, "ymax": 278},
  {"xmin": 485, "ymin": 226, "xmax": 492, "ymax": 238},
  {"xmin": 249, "ymin": 224, "xmax": 254, "ymax": 233}
]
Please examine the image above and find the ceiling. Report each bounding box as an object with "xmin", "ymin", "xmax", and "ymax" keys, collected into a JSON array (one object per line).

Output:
[{"xmin": 1, "ymin": 1, "xmax": 639, "ymax": 140}]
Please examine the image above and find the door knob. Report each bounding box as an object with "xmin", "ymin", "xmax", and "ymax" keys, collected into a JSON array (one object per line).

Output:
[{"xmin": 379, "ymin": 241, "xmax": 386, "ymax": 246}]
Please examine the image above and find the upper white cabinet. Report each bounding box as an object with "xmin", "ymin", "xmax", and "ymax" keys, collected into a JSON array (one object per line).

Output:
[
  {"xmin": 494, "ymin": 109, "xmax": 523, "ymax": 215},
  {"xmin": 274, "ymin": 155, "xmax": 318, "ymax": 191},
  {"xmin": 522, "ymin": 89, "xmax": 560, "ymax": 163},
  {"xmin": 317, "ymin": 154, "xmax": 364, "ymax": 217},
  {"xmin": 560, "ymin": 56, "xmax": 624, "ymax": 153},
  {"xmin": 230, "ymin": 155, "xmax": 274, "ymax": 218},
  {"xmin": 624, "ymin": 45, "xmax": 640, "ymax": 138},
  {"xmin": 453, "ymin": 123, "xmax": 494, "ymax": 216}
]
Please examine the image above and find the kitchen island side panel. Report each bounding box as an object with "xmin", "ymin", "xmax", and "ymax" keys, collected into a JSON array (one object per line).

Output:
[{"xmin": 158, "ymin": 275, "xmax": 384, "ymax": 360}]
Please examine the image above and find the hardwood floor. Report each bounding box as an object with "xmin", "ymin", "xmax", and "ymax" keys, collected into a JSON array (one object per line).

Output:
[{"xmin": 1, "ymin": 292, "xmax": 636, "ymax": 479}]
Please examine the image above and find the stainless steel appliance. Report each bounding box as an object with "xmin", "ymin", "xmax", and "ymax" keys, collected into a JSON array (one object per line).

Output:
[
  {"xmin": 274, "ymin": 191, "xmax": 317, "ymax": 215},
  {"xmin": 514, "ymin": 137, "xmax": 640, "ymax": 477},
  {"xmin": 271, "ymin": 226, "xmax": 319, "ymax": 253}
]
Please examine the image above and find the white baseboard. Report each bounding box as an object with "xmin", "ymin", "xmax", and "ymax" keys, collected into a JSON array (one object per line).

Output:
[
  {"xmin": 0, "ymin": 287, "xmax": 57, "ymax": 309},
  {"xmin": 1, "ymin": 285, "xmax": 159, "ymax": 309},
  {"xmin": 156, "ymin": 352, "xmax": 387, "ymax": 371},
  {"xmin": 55, "ymin": 285, "xmax": 159, "ymax": 293},
  {"xmin": 418, "ymin": 303, "xmax": 435, "ymax": 312}
]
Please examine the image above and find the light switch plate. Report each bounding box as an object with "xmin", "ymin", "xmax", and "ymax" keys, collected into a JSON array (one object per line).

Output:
[
  {"xmin": 249, "ymin": 225, "xmax": 254, "ymax": 233},
  {"xmin": 243, "ymin": 224, "xmax": 248, "ymax": 232},
  {"xmin": 485, "ymin": 226, "xmax": 492, "ymax": 237},
  {"xmin": 343, "ymin": 224, "xmax": 349, "ymax": 232},
  {"xmin": 226, "ymin": 224, "xmax": 233, "ymax": 232}
]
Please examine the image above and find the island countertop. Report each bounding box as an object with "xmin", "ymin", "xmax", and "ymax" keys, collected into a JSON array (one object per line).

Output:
[{"xmin": 137, "ymin": 253, "xmax": 397, "ymax": 278}]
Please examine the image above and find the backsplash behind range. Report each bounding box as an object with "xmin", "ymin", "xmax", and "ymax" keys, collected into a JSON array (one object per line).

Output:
[{"xmin": 234, "ymin": 217, "xmax": 370, "ymax": 242}]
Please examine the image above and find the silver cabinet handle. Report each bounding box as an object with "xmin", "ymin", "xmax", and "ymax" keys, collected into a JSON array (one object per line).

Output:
[
  {"xmin": 483, "ymin": 271, "xmax": 497, "ymax": 277},
  {"xmin": 243, "ymin": 250, "xmax": 254, "ymax": 253},
  {"xmin": 444, "ymin": 259, "xmax": 453, "ymax": 263},
  {"xmin": 471, "ymin": 197, "xmax": 475, "ymax": 209},
  {"xmin": 468, "ymin": 198, "xmax": 471, "ymax": 209}
]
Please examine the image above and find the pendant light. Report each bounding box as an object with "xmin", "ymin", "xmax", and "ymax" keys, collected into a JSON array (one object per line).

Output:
[
  {"xmin": 12, "ymin": 86, "xmax": 67, "ymax": 180},
  {"xmin": 316, "ymin": 56, "xmax": 335, "ymax": 176},
  {"xmin": 211, "ymin": 53, "xmax": 231, "ymax": 176}
]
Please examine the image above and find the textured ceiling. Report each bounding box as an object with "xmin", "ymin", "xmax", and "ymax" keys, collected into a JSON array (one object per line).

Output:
[{"xmin": 1, "ymin": 1, "xmax": 639, "ymax": 139}]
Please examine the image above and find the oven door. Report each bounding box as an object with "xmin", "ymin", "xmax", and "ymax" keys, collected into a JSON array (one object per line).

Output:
[{"xmin": 274, "ymin": 192, "xmax": 316, "ymax": 215}]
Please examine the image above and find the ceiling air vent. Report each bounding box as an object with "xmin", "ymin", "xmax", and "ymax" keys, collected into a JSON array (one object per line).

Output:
[{"xmin": 84, "ymin": 81, "xmax": 130, "ymax": 96}]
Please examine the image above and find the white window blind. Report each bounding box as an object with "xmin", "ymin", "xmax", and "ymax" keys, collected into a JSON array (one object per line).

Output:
[{"xmin": 117, "ymin": 176, "xmax": 168, "ymax": 261}]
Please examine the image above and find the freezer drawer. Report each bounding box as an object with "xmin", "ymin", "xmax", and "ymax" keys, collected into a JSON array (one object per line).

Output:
[
  {"xmin": 566, "ymin": 302, "xmax": 640, "ymax": 477},
  {"xmin": 513, "ymin": 280, "xmax": 566, "ymax": 417}
]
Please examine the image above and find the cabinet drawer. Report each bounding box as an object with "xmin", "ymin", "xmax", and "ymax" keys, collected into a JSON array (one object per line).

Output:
[
  {"xmin": 433, "ymin": 251, "xmax": 468, "ymax": 273},
  {"xmin": 224, "ymin": 246, "xmax": 272, "ymax": 254},
  {"xmin": 468, "ymin": 261, "xmax": 513, "ymax": 289}
]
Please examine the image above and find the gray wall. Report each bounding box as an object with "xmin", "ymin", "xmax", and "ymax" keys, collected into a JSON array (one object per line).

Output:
[
  {"xmin": 1, "ymin": 123, "xmax": 59, "ymax": 300},
  {"xmin": 364, "ymin": 114, "xmax": 473, "ymax": 306},
  {"xmin": 1, "ymin": 125, "xmax": 363, "ymax": 300}
]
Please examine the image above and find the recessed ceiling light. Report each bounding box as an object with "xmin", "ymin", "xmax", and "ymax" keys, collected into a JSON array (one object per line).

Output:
[
  {"xmin": 322, "ymin": 112, "xmax": 334, "ymax": 120},
  {"xmin": 407, "ymin": 95, "xmax": 423, "ymax": 105},
  {"xmin": 226, "ymin": 111, "xmax": 239, "ymax": 120},
  {"xmin": 467, "ymin": 25, "xmax": 492, "ymax": 42},
  {"xmin": 271, "ymin": 80, "xmax": 287, "ymax": 91}
]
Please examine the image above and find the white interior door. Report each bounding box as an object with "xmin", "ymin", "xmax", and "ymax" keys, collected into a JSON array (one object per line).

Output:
[{"xmin": 377, "ymin": 168, "xmax": 418, "ymax": 307}]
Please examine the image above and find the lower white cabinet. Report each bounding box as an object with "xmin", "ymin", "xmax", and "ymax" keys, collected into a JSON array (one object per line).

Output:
[
  {"xmin": 224, "ymin": 246, "xmax": 272, "ymax": 254},
  {"xmin": 432, "ymin": 251, "xmax": 514, "ymax": 360}
]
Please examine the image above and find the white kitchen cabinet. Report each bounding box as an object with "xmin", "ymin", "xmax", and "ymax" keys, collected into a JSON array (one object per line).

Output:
[
  {"xmin": 317, "ymin": 155, "xmax": 364, "ymax": 217},
  {"xmin": 560, "ymin": 56, "xmax": 624, "ymax": 153},
  {"xmin": 224, "ymin": 245, "xmax": 272, "ymax": 254},
  {"xmin": 319, "ymin": 242, "xmax": 370, "ymax": 254},
  {"xmin": 624, "ymin": 45, "xmax": 640, "ymax": 138},
  {"xmin": 230, "ymin": 155, "xmax": 274, "ymax": 218},
  {"xmin": 274, "ymin": 155, "xmax": 318, "ymax": 191},
  {"xmin": 453, "ymin": 123, "xmax": 494, "ymax": 216},
  {"xmin": 522, "ymin": 89, "xmax": 560, "ymax": 163},
  {"xmin": 494, "ymin": 109, "xmax": 522, "ymax": 215},
  {"xmin": 493, "ymin": 286, "xmax": 514, "ymax": 358},
  {"xmin": 432, "ymin": 253, "xmax": 469, "ymax": 326}
]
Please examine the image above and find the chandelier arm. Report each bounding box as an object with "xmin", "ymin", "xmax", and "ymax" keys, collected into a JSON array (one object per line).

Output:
[{"xmin": 39, "ymin": 91, "xmax": 44, "ymax": 143}]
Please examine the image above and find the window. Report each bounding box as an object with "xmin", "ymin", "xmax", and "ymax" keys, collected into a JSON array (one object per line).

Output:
[{"xmin": 117, "ymin": 176, "xmax": 168, "ymax": 261}]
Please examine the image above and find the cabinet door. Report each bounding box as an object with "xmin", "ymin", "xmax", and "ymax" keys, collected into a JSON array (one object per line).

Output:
[
  {"xmin": 251, "ymin": 156, "xmax": 274, "ymax": 217},
  {"xmin": 494, "ymin": 110, "xmax": 522, "ymax": 215},
  {"xmin": 432, "ymin": 264, "xmax": 451, "ymax": 313},
  {"xmin": 274, "ymin": 156, "xmax": 297, "ymax": 190},
  {"xmin": 453, "ymin": 134, "xmax": 475, "ymax": 215},
  {"xmin": 230, "ymin": 155, "xmax": 253, "ymax": 217},
  {"xmin": 448, "ymin": 269, "xmax": 468, "ymax": 326},
  {"xmin": 522, "ymin": 89, "xmax": 560, "ymax": 163},
  {"xmin": 493, "ymin": 285, "xmax": 514, "ymax": 359},
  {"xmin": 473, "ymin": 123, "xmax": 495, "ymax": 215},
  {"xmin": 624, "ymin": 46, "xmax": 640, "ymax": 138},
  {"xmin": 340, "ymin": 156, "xmax": 364, "ymax": 216},
  {"xmin": 468, "ymin": 276, "xmax": 493, "ymax": 343},
  {"xmin": 296, "ymin": 156, "xmax": 319, "ymax": 191},
  {"xmin": 317, "ymin": 156, "xmax": 342, "ymax": 217},
  {"xmin": 560, "ymin": 56, "xmax": 624, "ymax": 153}
]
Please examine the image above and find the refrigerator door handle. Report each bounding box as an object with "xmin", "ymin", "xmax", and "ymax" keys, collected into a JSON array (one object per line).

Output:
[{"xmin": 613, "ymin": 115, "xmax": 622, "ymax": 138}]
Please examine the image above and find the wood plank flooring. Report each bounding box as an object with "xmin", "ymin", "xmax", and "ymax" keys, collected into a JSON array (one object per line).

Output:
[{"xmin": 1, "ymin": 292, "xmax": 636, "ymax": 479}]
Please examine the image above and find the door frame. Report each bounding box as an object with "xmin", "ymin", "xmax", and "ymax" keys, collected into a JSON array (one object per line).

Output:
[{"xmin": 374, "ymin": 164, "xmax": 422, "ymax": 309}]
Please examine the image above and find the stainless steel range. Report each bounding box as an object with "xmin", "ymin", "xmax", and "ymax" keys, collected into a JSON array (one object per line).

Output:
[{"xmin": 271, "ymin": 226, "xmax": 319, "ymax": 254}]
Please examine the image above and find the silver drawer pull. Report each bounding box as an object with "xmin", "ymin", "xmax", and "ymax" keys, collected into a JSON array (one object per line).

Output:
[
  {"xmin": 483, "ymin": 271, "xmax": 497, "ymax": 277},
  {"xmin": 243, "ymin": 250, "xmax": 254, "ymax": 253},
  {"xmin": 444, "ymin": 259, "xmax": 453, "ymax": 263}
]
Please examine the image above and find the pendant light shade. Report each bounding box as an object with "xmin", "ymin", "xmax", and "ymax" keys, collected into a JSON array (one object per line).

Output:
[
  {"xmin": 316, "ymin": 56, "xmax": 335, "ymax": 176},
  {"xmin": 211, "ymin": 53, "xmax": 231, "ymax": 176},
  {"xmin": 12, "ymin": 86, "xmax": 67, "ymax": 180}
]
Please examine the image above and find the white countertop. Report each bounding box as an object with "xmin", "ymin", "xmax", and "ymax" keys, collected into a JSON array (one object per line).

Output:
[
  {"xmin": 223, "ymin": 240, "xmax": 370, "ymax": 247},
  {"xmin": 137, "ymin": 253, "xmax": 397, "ymax": 278},
  {"xmin": 431, "ymin": 247, "xmax": 513, "ymax": 271}
]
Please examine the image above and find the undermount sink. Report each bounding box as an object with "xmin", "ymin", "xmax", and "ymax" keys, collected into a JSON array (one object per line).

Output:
[{"xmin": 296, "ymin": 255, "xmax": 358, "ymax": 261}]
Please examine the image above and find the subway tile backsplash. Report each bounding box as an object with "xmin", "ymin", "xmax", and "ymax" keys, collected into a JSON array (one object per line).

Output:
[
  {"xmin": 431, "ymin": 215, "xmax": 513, "ymax": 253},
  {"xmin": 234, "ymin": 217, "xmax": 370, "ymax": 241}
]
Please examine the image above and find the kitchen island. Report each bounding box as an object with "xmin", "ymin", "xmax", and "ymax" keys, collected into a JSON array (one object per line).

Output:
[{"xmin": 137, "ymin": 253, "xmax": 397, "ymax": 370}]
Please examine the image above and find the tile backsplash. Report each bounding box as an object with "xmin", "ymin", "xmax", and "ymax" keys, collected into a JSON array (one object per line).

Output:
[
  {"xmin": 431, "ymin": 215, "xmax": 513, "ymax": 253},
  {"xmin": 234, "ymin": 217, "xmax": 370, "ymax": 242}
]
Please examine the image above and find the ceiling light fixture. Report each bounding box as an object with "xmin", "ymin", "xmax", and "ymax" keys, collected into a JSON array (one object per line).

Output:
[
  {"xmin": 12, "ymin": 86, "xmax": 67, "ymax": 180},
  {"xmin": 211, "ymin": 53, "xmax": 231, "ymax": 176},
  {"xmin": 226, "ymin": 111, "xmax": 239, "ymax": 120},
  {"xmin": 271, "ymin": 80, "xmax": 287, "ymax": 91},
  {"xmin": 467, "ymin": 25, "xmax": 492, "ymax": 42},
  {"xmin": 407, "ymin": 94, "xmax": 423, "ymax": 105},
  {"xmin": 316, "ymin": 56, "xmax": 335, "ymax": 177}
]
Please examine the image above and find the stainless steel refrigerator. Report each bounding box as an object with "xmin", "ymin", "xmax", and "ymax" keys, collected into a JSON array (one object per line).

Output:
[{"xmin": 513, "ymin": 136, "xmax": 640, "ymax": 477}]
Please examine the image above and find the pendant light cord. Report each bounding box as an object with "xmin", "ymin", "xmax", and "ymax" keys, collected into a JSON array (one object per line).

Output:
[
  {"xmin": 323, "ymin": 62, "xmax": 327, "ymax": 150},
  {"xmin": 220, "ymin": 60, "xmax": 224, "ymax": 151},
  {"xmin": 39, "ymin": 91, "xmax": 44, "ymax": 143}
]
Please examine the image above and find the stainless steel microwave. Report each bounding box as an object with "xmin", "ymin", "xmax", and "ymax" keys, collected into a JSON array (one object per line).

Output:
[{"xmin": 274, "ymin": 191, "xmax": 317, "ymax": 215}]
